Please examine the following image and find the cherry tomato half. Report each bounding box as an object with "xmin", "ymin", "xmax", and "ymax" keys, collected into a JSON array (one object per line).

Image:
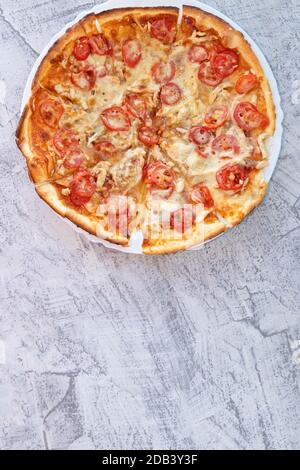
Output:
[
  {"xmin": 146, "ymin": 161, "xmax": 174, "ymax": 189},
  {"xmin": 151, "ymin": 61, "xmax": 176, "ymax": 84},
  {"xmin": 235, "ymin": 73, "xmax": 258, "ymax": 94},
  {"xmin": 234, "ymin": 102, "xmax": 269, "ymax": 132},
  {"xmin": 122, "ymin": 39, "xmax": 142, "ymax": 68},
  {"xmin": 216, "ymin": 163, "xmax": 246, "ymax": 191},
  {"xmin": 190, "ymin": 184, "xmax": 214, "ymax": 209},
  {"xmin": 70, "ymin": 169, "xmax": 96, "ymax": 206},
  {"xmin": 73, "ymin": 36, "xmax": 91, "ymax": 61},
  {"xmin": 138, "ymin": 127, "xmax": 159, "ymax": 146},
  {"xmin": 212, "ymin": 49, "xmax": 239, "ymax": 78},
  {"xmin": 189, "ymin": 126, "xmax": 213, "ymax": 145},
  {"xmin": 53, "ymin": 128, "xmax": 79, "ymax": 156},
  {"xmin": 188, "ymin": 44, "xmax": 209, "ymax": 63},
  {"xmin": 100, "ymin": 106, "xmax": 131, "ymax": 131},
  {"xmin": 198, "ymin": 61, "xmax": 223, "ymax": 87},
  {"xmin": 160, "ymin": 82, "xmax": 182, "ymax": 105},
  {"xmin": 124, "ymin": 94, "xmax": 146, "ymax": 122}
]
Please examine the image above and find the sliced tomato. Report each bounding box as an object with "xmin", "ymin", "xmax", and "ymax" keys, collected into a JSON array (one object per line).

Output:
[
  {"xmin": 198, "ymin": 61, "xmax": 223, "ymax": 87},
  {"xmin": 190, "ymin": 184, "xmax": 214, "ymax": 209},
  {"xmin": 170, "ymin": 207, "xmax": 195, "ymax": 233},
  {"xmin": 150, "ymin": 16, "xmax": 177, "ymax": 44},
  {"xmin": 204, "ymin": 105, "xmax": 228, "ymax": 129},
  {"xmin": 138, "ymin": 127, "xmax": 159, "ymax": 146},
  {"xmin": 212, "ymin": 49, "xmax": 239, "ymax": 77},
  {"xmin": 212, "ymin": 134, "xmax": 240, "ymax": 154},
  {"xmin": 39, "ymin": 99, "xmax": 64, "ymax": 128},
  {"xmin": 71, "ymin": 66, "xmax": 96, "ymax": 90},
  {"xmin": 70, "ymin": 169, "xmax": 96, "ymax": 206},
  {"xmin": 160, "ymin": 82, "xmax": 182, "ymax": 105},
  {"xmin": 89, "ymin": 34, "xmax": 112, "ymax": 56},
  {"xmin": 213, "ymin": 42, "xmax": 227, "ymax": 54},
  {"xmin": 189, "ymin": 126, "xmax": 212, "ymax": 145},
  {"xmin": 73, "ymin": 36, "xmax": 91, "ymax": 61},
  {"xmin": 216, "ymin": 163, "xmax": 246, "ymax": 191},
  {"xmin": 234, "ymin": 102, "xmax": 269, "ymax": 132},
  {"xmin": 151, "ymin": 61, "xmax": 176, "ymax": 84},
  {"xmin": 124, "ymin": 94, "xmax": 146, "ymax": 122},
  {"xmin": 53, "ymin": 128, "xmax": 79, "ymax": 156},
  {"xmin": 235, "ymin": 73, "xmax": 258, "ymax": 94},
  {"xmin": 146, "ymin": 161, "xmax": 173, "ymax": 189},
  {"xmin": 122, "ymin": 39, "xmax": 142, "ymax": 68},
  {"xmin": 92, "ymin": 140, "xmax": 116, "ymax": 160},
  {"xmin": 63, "ymin": 150, "xmax": 84, "ymax": 169},
  {"xmin": 188, "ymin": 44, "xmax": 209, "ymax": 63},
  {"xmin": 100, "ymin": 106, "xmax": 131, "ymax": 131}
]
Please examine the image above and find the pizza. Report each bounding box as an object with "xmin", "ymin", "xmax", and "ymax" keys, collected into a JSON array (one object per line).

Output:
[{"xmin": 16, "ymin": 5, "xmax": 276, "ymax": 254}]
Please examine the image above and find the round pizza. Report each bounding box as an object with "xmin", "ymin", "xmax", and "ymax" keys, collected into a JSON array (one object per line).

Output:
[{"xmin": 16, "ymin": 6, "xmax": 276, "ymax": 254}]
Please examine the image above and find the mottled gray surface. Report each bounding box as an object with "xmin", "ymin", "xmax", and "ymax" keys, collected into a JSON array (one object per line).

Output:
[{"xmin": 0, "ymin": 0, "xmax": 300, "ymax": 450}]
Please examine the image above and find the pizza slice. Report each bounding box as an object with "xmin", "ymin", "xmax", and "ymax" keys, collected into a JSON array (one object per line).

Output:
[{"xmin": 139, "ymin": 5, "xmax": 275, "ymax": 253}]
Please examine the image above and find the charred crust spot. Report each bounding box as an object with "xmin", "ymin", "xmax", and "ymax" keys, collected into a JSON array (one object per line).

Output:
[{"xmin": 50, "ymin": 54, "xmax": 63, "ymax": 64}]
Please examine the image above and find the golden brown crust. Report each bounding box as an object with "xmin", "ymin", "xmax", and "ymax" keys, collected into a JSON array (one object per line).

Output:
[
  {"xmin": 36, "ymin": 182, "xmax": 129, "ymax": 245},
  {"xmin": 31, "ymin": 22, "xmax": 87, "ymax": 92},
  {"xmin": 16, "ymin": 5, "xmax": 276, "ymax": 254},
  {"xmin": 142, "ymin": 218, "xmax": 227, "ymax": 255},
  {"xmin": 16, "ymin": 104, "xmax": 49, "ymax": 183},
  {"xmin": 95, "ymin": 7, "xmax": 179, "ymax": 24}
]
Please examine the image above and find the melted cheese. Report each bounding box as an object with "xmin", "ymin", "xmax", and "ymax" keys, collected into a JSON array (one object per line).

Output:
[
  {"xmin": 145, "ymin": 189, "xmax": 186, "ymax": 230},
  {"xmin": 125, "ymin": 38, "xmax": 168, "ymax": 89},
  {"xmin": 257, "ymin": 132, "xmax": 270, "ymax": 161},
  {"xmin": 109, "ymin": 148, "xmax": 145, "ymax": 192},
  {"xmin": 209, "ymin": 82, "xmax": 233, "ymax": 105},
  {"xmin": 162, "ymin": 119, "xmax": 256, "ymax": 197}
]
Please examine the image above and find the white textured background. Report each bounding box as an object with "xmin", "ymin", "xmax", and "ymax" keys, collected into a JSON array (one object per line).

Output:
[{"xmin": 0, "ymin": 0, "xmax": 300, "ymax": 450}]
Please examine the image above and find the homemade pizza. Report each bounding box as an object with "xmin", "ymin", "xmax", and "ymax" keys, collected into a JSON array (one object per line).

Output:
[{"xmin": 16, "ymin": 5, "xmax": 276, "ymax": 254}]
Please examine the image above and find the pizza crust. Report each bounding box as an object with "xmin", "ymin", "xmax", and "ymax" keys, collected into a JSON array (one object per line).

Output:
[
  {"xmin": 215, "ymin": 170, "xmax": 268, "ymax": 227},
  {"xmin": 142, "ymin": 217, "xmax": 227, "ymax": 254},
  {"xmin": 16, "ymin": 102, "xmax": 51, "ymax": 184},
  {"xmin": 142, "ymin": 172, "xmax": 267, "ymax": 255},
  {"xmin": 16, "ymin": 5, "xmax": 276, "ymax": 254}
]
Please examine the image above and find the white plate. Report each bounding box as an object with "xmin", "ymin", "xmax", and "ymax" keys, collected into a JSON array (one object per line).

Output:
[{"xmin": 20, "ymin": 0, "xmax": 284, "ymax": 254}]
